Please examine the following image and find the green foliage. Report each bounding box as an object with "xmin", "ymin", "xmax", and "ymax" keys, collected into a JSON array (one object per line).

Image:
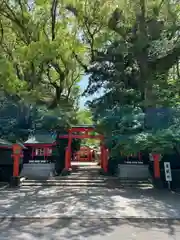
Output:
[
  {"xmin": 0, "ymin": 90, "xmax": 79, "ymax": 142},
  {"xmin": 97, "ymin": 106, "xmax": 180, "ymax": 156},
  {"xmin": 0, "ymin": 0, "xmax": 85, "ymax": 108},
  {"xmin": 84, "ymin": 0, "xmax": 180, "ymax": 155},
  {"xmin": 76, "ymin": 109, "xmax": 93, "ymax": 125},
  {"xmin": 0, "ymin": 0, "xmax": 180, "ymax": 157}
]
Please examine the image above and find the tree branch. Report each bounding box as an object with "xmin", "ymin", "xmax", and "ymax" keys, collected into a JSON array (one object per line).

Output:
[
  {"xmin": 17, "ymin": 0, "xmax": 25, "ymax": 19},
  {"xmin": 72, "ymin": 51, "xmax": 88, "ymax": 72},
  {"xmin": 51, "ymin": 0, "xmax": 58, "ymax": 41},
  {"xmin": 1, "ymin": 2, "xmax": 30, "ymax": 44},
  {"xmin": 0, "ymin": 18, "xmax": 4, "ymax": 44},
  {"xmin": 50, "ymin": 61, "xmax": 64, "ymax": 76},
  {"xmin": 66, "ymin": 72, "xmax": 80, "ymax": 99},
  {"xmin": 66, "ymin": 4, "xmax": 78, "ymax": 17},
  {"xmin": 46, "ymin": 67, "xmax": 58, "ymax": 88},
  {"xmin": 177, "ymin": 58, "xmax": 180, "ymax": 79},
  {"xmin": 151, "ymin": 45, "xmax": 180, "ymax": 74}
]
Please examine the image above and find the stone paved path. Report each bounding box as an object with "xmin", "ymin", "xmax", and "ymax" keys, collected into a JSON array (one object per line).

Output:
[
  {"xmin": 1, "ymin": 218, "xmax": 180, "ymax": 240},
  {"xmin": 0, "ymin": 185, "xmax": 180, "ymax": 239},
  {"xmin": 0, "ymin": 185, "xmax": 180, "ymax": 218}
]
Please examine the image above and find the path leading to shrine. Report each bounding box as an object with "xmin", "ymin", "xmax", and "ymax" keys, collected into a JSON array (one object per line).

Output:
[
  {"xmin": 0, "ymin": 218, "xmax": 180, "ymax": 240},
  {"xmin": 0, "ymin": 163, "xmax": 180, "ymax": 239},
  {"xmin": 0, "ymin": 184, "xmax": 180, "ymax": 218},
  {"xmin": 0, "ymin": 186, "xmax": 180, "ymax": 239}
]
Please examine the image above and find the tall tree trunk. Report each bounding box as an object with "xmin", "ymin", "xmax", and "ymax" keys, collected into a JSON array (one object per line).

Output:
[{"xmin": 136, "ymin": 0, "xmax": 154, "ymax": 109}]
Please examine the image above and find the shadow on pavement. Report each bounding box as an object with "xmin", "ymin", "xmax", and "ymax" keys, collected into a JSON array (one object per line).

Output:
[
  {"xmin": 0, "ymin": 184, "xmax": 180, "ymax": 239},
  {"xmin": 0, "ymin": 217, "xmax": 180, "ymax": 239}
]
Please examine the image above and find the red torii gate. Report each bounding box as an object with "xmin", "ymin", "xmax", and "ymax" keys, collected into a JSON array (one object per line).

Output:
[
  {"xmin": 76, "ymin": 146, "xmax": 93, "ymax": 162},
  {"xmin": 59, "ymin": 125, "xmax": 108, "ymax": 173}
]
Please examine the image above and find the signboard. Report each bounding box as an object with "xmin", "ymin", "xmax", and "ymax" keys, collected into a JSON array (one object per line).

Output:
[
  {"xmin": 164, "ymin": 162, "xmax": 172, "ymax": 182},
  {"xmin": 29, "ymin": 160, "xmax": 48, "ymax": 164},
  {"xmin": 149, "ymin": 153, "xmax": 153, "ymax": 161},
  {"xmin": 124, "ymin": 154, "xmax": 143, "ymax": 165},
  {"xmin": 124, "ymin": 160, "xmax": 143, "ymax": 164}
]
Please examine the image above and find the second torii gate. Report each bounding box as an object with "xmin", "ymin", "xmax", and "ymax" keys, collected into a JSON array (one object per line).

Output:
[{"xmin": 58, "ymin": 125, "xmax": 108, "ymax": 173}]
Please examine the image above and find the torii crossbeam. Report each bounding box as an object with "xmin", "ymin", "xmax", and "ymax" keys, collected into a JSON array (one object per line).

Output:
[{"xmin": 58, "ymin": 125, "xmax": 108, "ymax": 173}]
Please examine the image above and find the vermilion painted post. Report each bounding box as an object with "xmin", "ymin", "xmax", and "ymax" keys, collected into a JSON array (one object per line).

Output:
[
  {"xmin": 65, "ymin": 147, "xmax": 69, "ymax": 170},
  {"xmin": 100, "ymin": 145, "xmax": 104, "ymax": 169},
  {"xmin": 68, "ymin": 131, "xmax": 72, "ymax": 169},
  {"xmin": 152, "ymin": 153, "xmax": 160, "ymax": 178},
  {"xmin": 10, "ymin": 144, "xmax": 22, "ymax": 187},
  {"xmin": 78, "ymin": 152, "xmax": 80, "ymax": 161},
  {"xmin": 89, "ymin": 150, "xmax": 92, "ymax": 162},
  {"xmin": 12, "ymin": 144, "xmax": 22, "ymax": 177},
  {"xmin": 43, "ymin": 147, "xmax": 47, "ymax": 160},
  {"xmin": 13, "ymin": 155, "xmax": 19, "ymax": 177},
  {"xmin": 103, "ymin": 148, "xmax": 108, "ymax": 173}
]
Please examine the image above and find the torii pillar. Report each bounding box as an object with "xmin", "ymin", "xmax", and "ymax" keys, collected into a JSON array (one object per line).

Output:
[
  {"xmin": 65, "ymin": 129, "xmax": 72, "ymax": 171},
  {"xmin": 151, "ymin": 153, "xmax": 162, "ymax": 188},
  {"xmin": 100, "ymin": 144, "xmax": 108, "ymax": 173}
]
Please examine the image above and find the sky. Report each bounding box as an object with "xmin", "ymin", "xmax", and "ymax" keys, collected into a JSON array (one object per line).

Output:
[
  {"xmin": 78, "ymin": 75, "xmax": 103, "ymax": 109},
  {"xmin": 78, "ymin": 75, "xmax": 89, "ymax": 109}
]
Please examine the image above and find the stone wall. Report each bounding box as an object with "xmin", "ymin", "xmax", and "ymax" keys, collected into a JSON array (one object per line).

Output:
[
  {"xmin": 20, "ymin": 163, "xmax": 55, "ymax": 180},
  {"xmin": 118, "ymin": 164, "xmax": 150, "ymax": 180}
]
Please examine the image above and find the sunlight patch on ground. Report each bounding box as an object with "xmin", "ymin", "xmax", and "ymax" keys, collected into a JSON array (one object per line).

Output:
[{"xmin": 0, "ymin": 186, "xmax": 180, "ymax": 218}]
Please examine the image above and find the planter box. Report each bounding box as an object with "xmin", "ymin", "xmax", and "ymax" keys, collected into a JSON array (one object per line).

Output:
[
  {"xmin": 118, "ymin": 164, "xmax": 149, "ymax": 179},
  {"xmin": 20, "ymin": 163, "xmax": 55, "ymax": 179}
]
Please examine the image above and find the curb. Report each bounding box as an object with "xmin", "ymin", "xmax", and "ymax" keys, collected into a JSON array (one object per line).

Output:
[
  {"xmin": 0, "ymin": 183, "xmax": 9, "ymax": 190},
  {"xmin": 171, "ymin": 190, "xmax": 180, "ymax": 196},
  {"xmin": 20, "ymin": 177, "xmax": 26, "ymax": 182}
]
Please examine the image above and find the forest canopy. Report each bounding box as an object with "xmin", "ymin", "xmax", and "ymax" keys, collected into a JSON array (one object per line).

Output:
[{"xmin": 0, "ymin": 0, "xmax": 179, "ymax": 155}]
